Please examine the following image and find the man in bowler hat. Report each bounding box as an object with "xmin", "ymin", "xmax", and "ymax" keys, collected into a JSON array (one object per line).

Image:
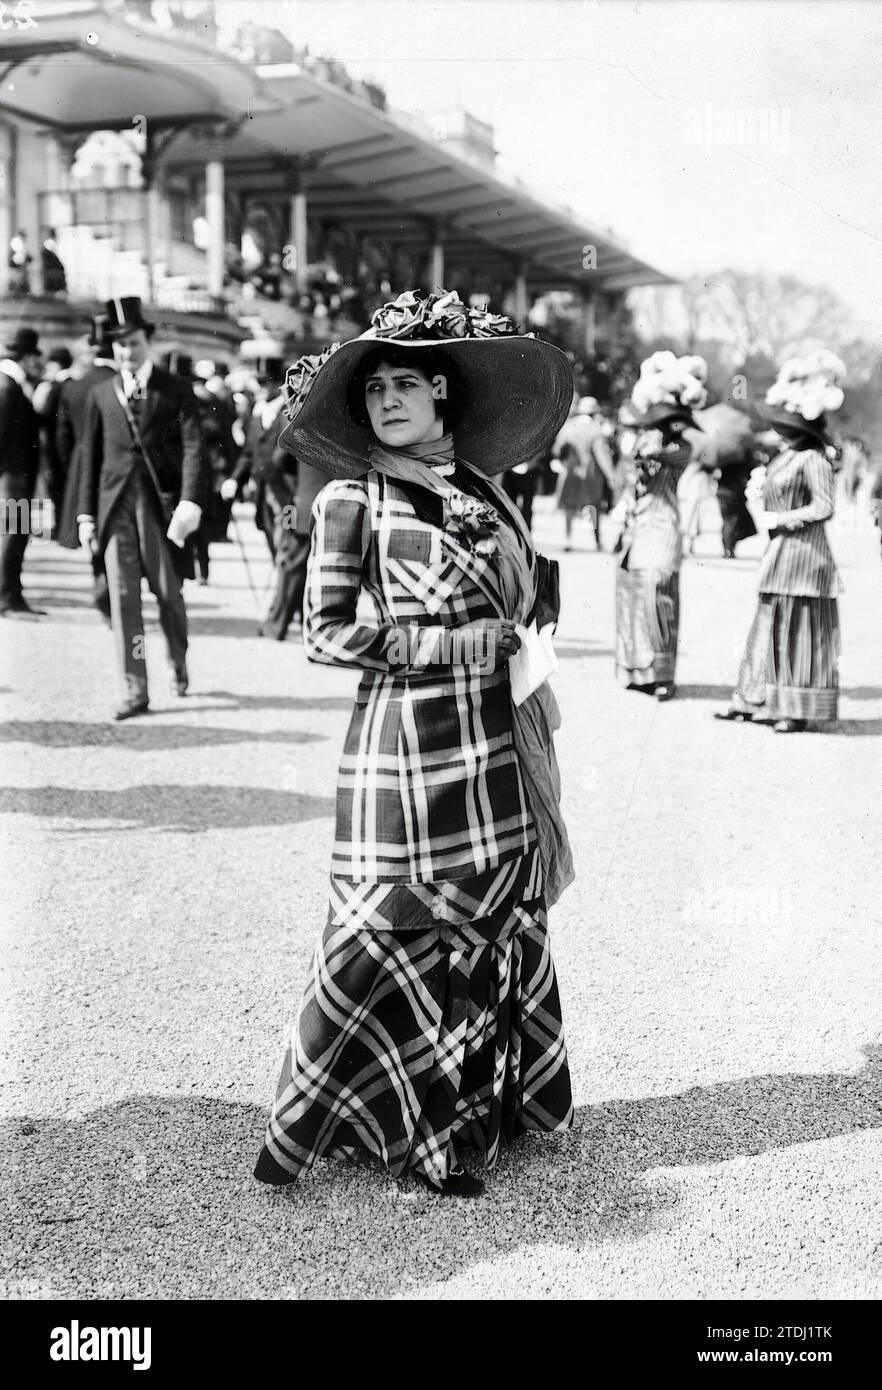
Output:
[
  {"xmin": 78, "ymin": 297, "xmax": 207, "ymax": 719},
  {"xmin": 0, "ymin": 326, "xmax": 45, "ymax": 616}
]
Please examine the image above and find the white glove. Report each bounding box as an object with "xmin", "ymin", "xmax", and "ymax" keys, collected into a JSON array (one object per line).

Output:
[
  {"xmin": 220, "ymin": 477, "xmax": 238, "ymax": 502},
  {"xmin": 166, "ymin": 500, "xmax": 202, "ymax": 548},
  {"xmin": 78, "ymin": 517, "xmax": 96, "ymax": 551}
]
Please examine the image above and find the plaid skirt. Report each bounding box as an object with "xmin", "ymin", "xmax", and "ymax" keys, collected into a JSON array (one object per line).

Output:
[
  {"xmin": 615, "ymin": 566, "xmax": 680, "ymax": 685},
  {"xmin": 254, "ymin": 847, "xmax": 573, "ymax": 1187},
  {"xmin": 732, "ymin": 593, "xmax": 840, "ymax": 721}
]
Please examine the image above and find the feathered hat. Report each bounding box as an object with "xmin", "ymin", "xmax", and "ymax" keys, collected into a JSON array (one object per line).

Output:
[
  {"xmin": 277, "ymin": 288, "xmax": 574, "ymax": 477},
  {"xmin": 763, "ymin": 349, "xmax": 846, "ymax": 447},
  {"xmin": 630, "ymin": 351, "xmax": 708, "ymax": 429}
]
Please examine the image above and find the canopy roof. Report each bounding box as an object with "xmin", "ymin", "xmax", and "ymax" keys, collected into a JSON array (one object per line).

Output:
[
  {"xmin": 0, "ymin": 3, "xmax": 271, "ymax": 131},
  {"xmin": 164, "ymin": 63, "xmax": 669, "ymax": 293},
  {"xmin": 1, "ymin": 5, "xmax": 670, "ymax": 293}
]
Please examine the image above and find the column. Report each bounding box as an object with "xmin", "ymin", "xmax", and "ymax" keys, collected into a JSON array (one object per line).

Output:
[
  {"xmin": 15, "ymin": 124, "xmax": 44, "ymax": 295},
  {"xmin": 205, "ymin": 159, "xmax": 225, "ymax": 300},
  {"xmin": 0, "ymin": 122, "xmax": 12, "ymax": 298},
  {"xmin": 430, "ymin": 221, "xmax": 444, "ymax": 288},
  {"xmin": 513, "ymin": 259, "xmax": 528, "ymax": 328},
  {"xmin": 141, "ymin": 131, "xmax": 156, "ymax": 303},
  {"xmin": 581, "ymin": 288, "xmax": 596, "ymax": 356},
  {"xmin": 287, "ymin": 160, "xmax": 309, "ymax": 296}
]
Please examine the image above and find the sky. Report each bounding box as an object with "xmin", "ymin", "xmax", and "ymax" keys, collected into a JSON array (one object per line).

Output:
[{"xmin": 215, "ymin": 0, "xmax": 882, "ymax": 344}]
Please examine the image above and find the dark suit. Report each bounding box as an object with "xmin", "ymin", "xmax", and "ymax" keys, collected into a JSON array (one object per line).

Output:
[
  {"xmin": 0, "ymin": 368, "xmax": 41, "ymax": 609},
  {"xmin": 233, "ymin": 402, "xmax": 294, "ymax": 558},
  {"xmin": 262, "ymin": 456, "xmax": 327, "ymax": 640},
  {"xmin": 81, "ymin": 364, "xmax": 206, "ymax": 701},
  {"xmin": 80, "ymin": 366, "xmax": 204, "ymax": 541},
  {"xmin": 55, "ymin": 363, "xmax": 117, "ymax": 550}
]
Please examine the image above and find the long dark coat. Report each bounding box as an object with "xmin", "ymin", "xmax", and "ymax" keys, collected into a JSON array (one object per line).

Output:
[{"xmin": 80, "ymin": 366, "xmax": 205, "ymax": 549}]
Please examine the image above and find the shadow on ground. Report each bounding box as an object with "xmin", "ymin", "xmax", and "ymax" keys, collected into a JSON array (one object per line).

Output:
[
  {"xmin": 0, "ymin": 784, "xmax": 334, "ymax": 832},
  {"xmin": 0, "ymin": 720, "xmax": 326, "ymax": 751},
  {"xmin": 554, "ymin": 641, "xmax": 615, "ymax": 660},
  {"xmin": 3, "ymin": 1047, "xmax": 879, "ymax": 1299},
  {"xmin": 202, "ymin": 689, "xmax": 354, "ymax": 713}
]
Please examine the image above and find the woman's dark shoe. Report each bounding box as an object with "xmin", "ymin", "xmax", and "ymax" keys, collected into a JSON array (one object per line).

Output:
[
  {"xmin": 418, "ymin": 1165, "xmax": 485, "ymax": 1198},
  {"xmin": 655, "ymin": 683, "xmax": 676, "ymax": 701},
  {"xmin": 714, "ymin": 708, "xmax": 752, "ymax": 722},
  {"xmin": 773, "ymin": 718, "xmax": 807, "ymax": 733},
  {"xmin": 626, "ymin": 682, "xmax": 655, "ymax": 694},
  {"xmin": 253, "ymin": 1147, "xmax": 296, "ymax": 1186}
]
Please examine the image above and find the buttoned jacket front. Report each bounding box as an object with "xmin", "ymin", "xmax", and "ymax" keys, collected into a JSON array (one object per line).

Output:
[{"xmin": 304, "ymin": 464, "xmax": 536, "ymax": 883}]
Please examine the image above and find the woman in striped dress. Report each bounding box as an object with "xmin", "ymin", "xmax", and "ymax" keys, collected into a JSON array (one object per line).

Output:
[
  {"xmin": 717, "ymin": 351, "xmax": 846, "ymax": 733},
  {"xmin": 253, "ymin": 290, "xmax": 575, "ymax": 1198},
  {"xmin": 615, "ymin": 353, "xmax": 708, "ymax": 701}
]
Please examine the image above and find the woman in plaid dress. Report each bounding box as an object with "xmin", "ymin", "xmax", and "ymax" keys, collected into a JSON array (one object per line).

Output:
[
  {"xmin": 254, "ymin": 291, "xmax": 576, "ymax": 1197},
  {"xmin": 717, "ymin": 351, "xmax": 846, "ymax": 733}
]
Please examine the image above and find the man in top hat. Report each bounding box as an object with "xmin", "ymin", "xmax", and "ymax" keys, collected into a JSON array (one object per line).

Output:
[
  {"xmin": 0, "ymin": 326, "xmax": 45, "ymax": 616},
  {"xmin": 54, "ymin": 315, "xmax": 118, "ymax": 616},
  {"xmin": 78, "ymin": 297, "xmax": 207, "ymax": 719}
]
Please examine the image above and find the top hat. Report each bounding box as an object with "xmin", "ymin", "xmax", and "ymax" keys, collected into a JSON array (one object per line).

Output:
[
  {"xmin": 89, "ymin": 314, "xmax": 113, "ymax": 354},
  {"xmin": 103, "ymin": 296, "xmax": 154, "ymax": 339},
  {"xmin": 278, "ymin": 289, "xmax": 573, "ymax": 477},
  {"xmin": 5, "ymin": 326, "xmax": 41, "ymax": 358}
]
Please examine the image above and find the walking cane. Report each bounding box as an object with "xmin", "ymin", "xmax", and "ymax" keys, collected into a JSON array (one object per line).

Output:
[{"xmin": 229, "ymin": 507, "xmax": 266, "ymax": 619}]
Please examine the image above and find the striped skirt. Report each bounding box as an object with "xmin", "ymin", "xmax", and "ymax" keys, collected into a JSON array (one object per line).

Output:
[
  {"xmin": 732, "ymin": 593, "xmax": 840, "ymax": 721},
  {"xmin": 615, "ymin": 567, "xmax": 680, "ymax": 685},
  {"xmin": 254, "ymin": 850, "xmax": 573, "ymax": 1188}
]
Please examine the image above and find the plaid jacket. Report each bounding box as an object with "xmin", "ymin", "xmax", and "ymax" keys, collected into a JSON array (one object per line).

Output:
[{"xmin": 304, "ymin": 467, "xmax": 536, "ymax": 883}]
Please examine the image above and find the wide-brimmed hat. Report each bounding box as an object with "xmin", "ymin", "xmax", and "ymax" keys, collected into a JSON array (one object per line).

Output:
[
  {"xmin": 5, "ymin": 326, "xmax": 41, "ymax": 357},
  {"xmin": 103, "ymin": 296, "xmax": 154, "ymax": 339},
  {"xmin": 630, "ymin": 352, "xmax": 708, "ymax": 432},
  {"xmin": 631, "ymin": 400, "xmax": 704, "ymax": 431},
  {"xmin": 278, "ymin": 289, "xmax": 574, "ymax": 477},
  {"xmin": 763, "ymin": 405, "xmax": 830, "ymax": 449},
  {"xmin": 763, "ymin": 350, "xmax": 845, "ymax": 450}
]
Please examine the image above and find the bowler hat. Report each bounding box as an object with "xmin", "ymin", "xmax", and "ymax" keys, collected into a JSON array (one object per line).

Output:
[
  {"xmin": 103, "ymin": 296, "xmax": 154, "ymax": 339},
  {"xmin": 5, "ymin": 326, "xmax": 41, "ymax": 358}
]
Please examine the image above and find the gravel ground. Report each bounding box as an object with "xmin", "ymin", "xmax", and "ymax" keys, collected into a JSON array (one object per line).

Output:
[{"xmin": 1, "ymin": 496, "xmax": 881, "ymax": 1300}]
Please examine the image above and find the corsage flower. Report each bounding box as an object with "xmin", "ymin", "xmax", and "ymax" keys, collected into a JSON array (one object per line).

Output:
[{"xmin": 442, "ymin": 490, "xmax": 501, "ymax": 556}]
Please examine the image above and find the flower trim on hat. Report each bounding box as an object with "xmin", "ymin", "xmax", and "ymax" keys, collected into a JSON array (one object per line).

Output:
[
  {"xmin": 631, "ymin": 350, "xmax": 709, "ymax": 416},
  {"xmin": 282, "ymin": 290, "xmax": 520, "ymax": 422},
  {"xmin": 367, "ymin": 289, "xmax": 517, "ymax": 342},
  {"xmin": 283, "ymin": 341, "xmax": 342, "ymax": 421},
  {"xmin": 765, "ymin": 349, "xmax": 846, "ymax": 422}
]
